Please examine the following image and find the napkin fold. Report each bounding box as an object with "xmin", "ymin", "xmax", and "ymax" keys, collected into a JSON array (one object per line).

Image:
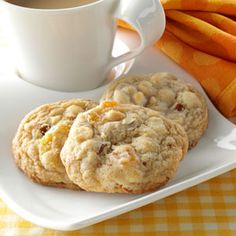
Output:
[{"xmin": 118, "ymin": 0, "xmax": 236, "ymax": 117}]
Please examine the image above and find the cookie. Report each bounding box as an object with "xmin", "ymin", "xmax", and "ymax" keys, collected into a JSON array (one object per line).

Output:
[
  {"xmin": 12, "ymin": 99, "xmax": 97, "ymax": 190},
  {"xmin": 100, "ymin": 73, "xmax": 208, "ymax": 148},
  {"xmin": 61, "ymin": 101, "xmax": 188, "ymax": 194}
]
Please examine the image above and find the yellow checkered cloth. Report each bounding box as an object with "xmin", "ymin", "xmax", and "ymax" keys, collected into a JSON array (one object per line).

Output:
[{"xmin": 0, "ymin": 169, "xmax": 236, "ymax": 235}]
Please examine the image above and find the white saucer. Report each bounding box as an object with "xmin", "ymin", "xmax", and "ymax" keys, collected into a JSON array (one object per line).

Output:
[{"xmin": 0, "ymin": 30, "xmax": 236, "ymax": 231}]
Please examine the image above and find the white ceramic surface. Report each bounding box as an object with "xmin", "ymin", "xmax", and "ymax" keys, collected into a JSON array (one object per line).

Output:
[
  {"xmin": 0, "ymin": 0, "xmax": 165, "ymax": 91},
  {"xmin": 0, "ymin": 30, "xmax": 236, "ymax": 231}
]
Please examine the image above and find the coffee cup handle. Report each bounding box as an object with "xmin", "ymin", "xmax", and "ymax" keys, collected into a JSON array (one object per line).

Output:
[{"xmin": 108, "ymin": 0, "xmax": 166, "ymax": 70}]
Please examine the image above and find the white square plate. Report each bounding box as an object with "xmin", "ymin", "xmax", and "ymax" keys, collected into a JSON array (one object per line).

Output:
[{"xmin": 0, "ymin": 30, "xmax": 235, "ymax": 231}]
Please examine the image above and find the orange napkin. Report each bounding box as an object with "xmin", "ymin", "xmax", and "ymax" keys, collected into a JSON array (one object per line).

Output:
[{"xmin": 118, "ymin": 0, "xmax": 236, "ymax": 118}]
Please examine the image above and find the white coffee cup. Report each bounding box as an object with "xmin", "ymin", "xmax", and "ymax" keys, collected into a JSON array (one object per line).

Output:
[{"xmin": 1, "ymin": 0, "xmax": 165, "ymax": 92}]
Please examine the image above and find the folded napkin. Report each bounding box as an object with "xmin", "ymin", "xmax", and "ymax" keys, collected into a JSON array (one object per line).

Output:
[{"xmin": 118, "ymin": 0, "xmax": 236, "ymax": 117}]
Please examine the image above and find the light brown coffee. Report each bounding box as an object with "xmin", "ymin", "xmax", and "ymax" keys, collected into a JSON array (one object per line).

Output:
[{"xmin": 6, "ymin": 0, "xmax": 98, "ymax": 9}]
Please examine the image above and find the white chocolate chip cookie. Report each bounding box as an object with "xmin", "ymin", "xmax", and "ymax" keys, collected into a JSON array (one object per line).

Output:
[
  {"xmin": 101, "ymin": 73, "xmax": 208, "ymax": 148},
  {"xmin": 12, "ymin": 99, "xmax": 97, "ymax": 189},
  {"xmin": 61, "ymin": 101, "xmax": 188, "ymax": 194}
]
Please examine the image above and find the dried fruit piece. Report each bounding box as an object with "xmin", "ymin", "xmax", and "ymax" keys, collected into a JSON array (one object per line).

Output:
[
  {"xmin": 175, "ymin": 103, "xmax": 185, "ymax": 111},
  {"xmin": 102, "ymin": 101, "xmax": 118, "ymax": 108},
  {"xmin": 39, "ymin": 124, "xmax": 50, "ymax": 136},
  {"xmin": 97, "ymin": 143, "xmax": 108, "ymax": 155},
  {"xmin": 88, "ymin": 111, "xmax": 100, "ymax": 123}
]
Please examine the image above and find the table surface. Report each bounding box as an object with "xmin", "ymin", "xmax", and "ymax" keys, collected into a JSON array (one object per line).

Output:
[{"xmin": 0, "ymin": 22, "xmax": 236, "ymax": 236}]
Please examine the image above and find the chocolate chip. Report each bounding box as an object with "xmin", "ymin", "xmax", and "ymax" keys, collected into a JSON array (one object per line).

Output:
[
  {"xmin": 39, "ymin": 124, "xmax": 50, "ymax": 135},
  {"xmin": 142, "ymin": 161, "xmax": 147, "ymax": 166},
  {"xmin": 175, "ymin": 103, "xmax": 184, "ymax": 111}
]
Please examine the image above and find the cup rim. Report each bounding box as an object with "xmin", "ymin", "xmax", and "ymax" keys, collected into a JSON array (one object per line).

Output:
[{"xmin": 0, "ymin": 0, "xmax": 104, "ymax": 12}]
